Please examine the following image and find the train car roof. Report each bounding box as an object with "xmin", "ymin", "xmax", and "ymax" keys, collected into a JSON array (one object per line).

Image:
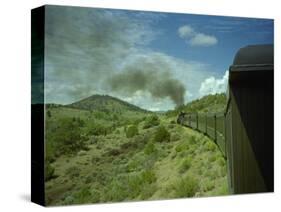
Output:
[
  {"xmin": 229, "ymin": 44, "xmax": 273, "ymax": 83},
  {"xmin": 230, "ymin": 44, "xmax": 273, "ymax": 74},
  {"xmin": 232, "ymin": 44, "xmax": 273, "ymax": 67}
]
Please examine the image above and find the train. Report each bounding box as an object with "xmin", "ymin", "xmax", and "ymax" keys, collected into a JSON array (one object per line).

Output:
[{"xmin": 177, "ymin": 44, "xmax": 274, "ymax": 194}]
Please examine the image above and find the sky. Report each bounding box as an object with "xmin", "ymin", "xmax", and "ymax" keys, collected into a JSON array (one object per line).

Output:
[{"xmin": 41, "ymin": 5, "xmax": 273, "ymax": 111}]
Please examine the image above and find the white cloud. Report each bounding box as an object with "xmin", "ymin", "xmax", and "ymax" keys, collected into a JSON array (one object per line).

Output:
[
  {"xmin": 199, "ymin": 70, "xmax": 229, "ymax": 97},
  {"xmin": 178, "ymin": 25, "xmax": 195, "ymax": 38},
  {"xmin": 45, "ymin": 6, "xmax": 157, "ymax": 104},
  {"xmin": 178, "ymin": 25, "xmax": 218, "ymax": 47},
  {"xmin": 190, "ymin": 33, "xmax": 218, "ymax": 46},
  {"xmin": 44, "ymin": 7, "xmax": 217, "ymax": 110}
]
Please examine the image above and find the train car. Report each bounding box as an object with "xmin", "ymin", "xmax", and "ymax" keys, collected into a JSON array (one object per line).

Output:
[
  {"xmin": 177, "ymin": 111, "xmax": 227, "ymax": 157},
  {"xmin": 225, "ymin": 44, "xmax": 274, "ymax": 194}
]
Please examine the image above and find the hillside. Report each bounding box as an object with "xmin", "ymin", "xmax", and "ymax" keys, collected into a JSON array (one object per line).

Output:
[
  {"xmin": 167, "ymin": 93, "xmax": 227, "ymax": 117},
  {"xmin": 45, "ymin": 94, "xmax": 228, "ymax": 205},
  {"xmin": 66, "ymin": 94, "xmax": 149, "ymax": 114}
]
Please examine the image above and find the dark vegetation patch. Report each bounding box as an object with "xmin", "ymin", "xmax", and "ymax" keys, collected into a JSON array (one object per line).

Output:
[
  {"xmin": 170, "ymin": 176, "xmax": 199, "ymax": 198},
  {"xmin": 152, "ymin": 126, "xmax": 171, "ymax": 143},
  {"xmin": 143, "ymin": 115, "xmax": 160, "ymax": 129}
]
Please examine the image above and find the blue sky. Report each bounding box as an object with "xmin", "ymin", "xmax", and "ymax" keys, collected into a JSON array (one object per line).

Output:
[
  {"xmin": 135, "ymin": 12, "xmax": 273, "ymax": 75},
  {"xmin": 44, "ymin": 6, "xmax": 273, "ymax": 110}
]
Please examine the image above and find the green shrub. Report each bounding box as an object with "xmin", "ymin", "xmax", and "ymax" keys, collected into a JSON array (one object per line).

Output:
[
  {"xmin": 78, "ymin": 150, "xmax": 87, "ymax": 156},
  {"xmin": 178, "ymin": 151, "xmax": 188, "ymax": 158},
  {"xmin": 91, "ymin": 155, "xmax": 100, "ymax": 165},
  {"xmin": 141, "ymin": 169, "xmax": 157, "ymax": 184},
  {"xmin": 90, "ymin": 110, "xmax": 106, "ymax": 119},
  {"xmin": 90, "ymin": 189, "xmax": 101, "ymax": 203},
  {"xmin": 189, "ymin": 136, "xmax": 197, "ymax": 144},
  {"xmin": 153, "ymin": 126, "xmax": 170, "ymax": 143},
  {"xmin": 65, "ymin": 166, "xmax": 80, "ymax": 179},
  {"xmin": 126, "ymin": 174, "xmax": 143, "ymax": 198},
  {"xmin": 106, "ymin": 148, "xmax": 121, "ymax": 156},
  {"xmin": 188, "ymin": 145, "xmax": 196, "ymax": 155},
  {"xmin": 217, "ymin": 157, "xmax": 226, "ymax": 166},
  {"xmin": 45, "ymin": 162, "xmax": 55, "ymax": 181},
  {"xmin": 87, "ymin": 122, "xmax": 110, "ymax": 136},
  {"xmin": 120, "ymin": 140, "xmax": 138, "ymax": 152},
  {"xmin": 103, "ymin": 178, "xmax": 128, "ymax": 201},
  {"xmin": 68, "ymin": 186, "xmax": 100, "ymax": 204},
  {"xmin": 73, "ymin": 187, "xmax": 92, "ymax": 203},
  {"xmin": 197, "ymin": 169, "xmax": 203, "ymax": 175},
  {"xmin": 133, "ymin": 118, "xmax": 143, "ymax": 126},
  {"xmin": 219, "ymin": 166, "xmax": 227, "ymax": 177},
  {"xmin": 144, "ymin": 142, "xmax": 157, "ymax": 155},
  {"xmin": 127, "ymin": 159, "xmax": 141, "ymax": 172},
  {"xmin": 103, "ymin": 169, "xmax": 157, "ymax": 201},
  {"xmin": 175, "ymin": 142, "xmax": 189, "ymax": 152},
  {"xmin": 127, "ymin": 169, "xmax": 157, "ymax": 198},
  {"xmin": 170, "ymin": 151, "xmax": 177, "ymax": 159},
  {"xmin": 47, "ymin": 110, "xmax": 51, "ymax": 118},
  {"xmin": 171, "ymin": 133, "xmax": 181, "ymax": 141},
  {"xmin": 204, "ymin": 141, "xmax": 216, "ymax": 152},
  {"xmin": 208, "ymin": 155, "xmax": 217, "ymax": 163},
  {"xmin": 139, "ymin": 184, "xmax": 157, "ymax": 200},
  {"xmin": 171, "ymin": 176, "xmax": 199, "ymax": 197},
  {"xmin": 168, "ymin": 124, "xmax": 175, "ymax": 129},
  {"xmin": 209, "ymin": 169, "xmax": 220, "ymax": 180},
  {"xmin": 88, "ymin": 136, "xmax": 98, "ymax": 145},
  {"xmin": 143, "ymin": 115, "xmax": 160, "ymax": 129},
  {"xmin": 202, "ymin": 180, "xmax": 215, "ymax": 192},
  {"xmin": 170, "ymin": 120, "xmax": 176, "ymax": 124},
  {"xmin": 45, "ymin": 154, "xmax": 55, "ymax": 164},
  {"xmin": 125, "ymin": 125, "xmax": 139, "ymax": 138},
  {"xmin": 133, "ymin": 134, "xmax": 149, "ymax": 147},
  {"xmin": 63, "ymin": 195, "xmax": 75, "ymax": 204},
  {"xmin": 49, "ymin": 118, "xmax": 88, "ymax": 155},
  {"xmin": 73, "ymin": 117, "xmax": 85, "ymax": 127},
  {"xmin": 216, "ymin": 182, "xmax": 229, "ymax": 195},
  {"xmin": 179, "ymin": 158, "xmax": 192, "ymax": 173}
]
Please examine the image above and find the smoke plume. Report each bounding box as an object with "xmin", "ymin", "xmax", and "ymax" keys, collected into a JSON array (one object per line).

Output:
[{"xmin": 108, "ymin": 54, "xmax": 186, "ymax": 106}]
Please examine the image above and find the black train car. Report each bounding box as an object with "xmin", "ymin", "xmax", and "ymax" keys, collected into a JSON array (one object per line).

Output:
[{"xmin": 225, "ymin": 44, "xmax": 273, "ymax": 194}]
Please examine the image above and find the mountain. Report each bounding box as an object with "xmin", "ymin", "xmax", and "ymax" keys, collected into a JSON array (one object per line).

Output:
[{"xmin": 66, "ymin": 94, "xmax": 150, "ymax": 113}]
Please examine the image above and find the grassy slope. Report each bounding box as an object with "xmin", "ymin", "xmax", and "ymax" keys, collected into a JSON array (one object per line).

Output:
[
  {"xmin": 45, "ymin": 94, "xmax": 228, "ymax": 205},
  {"xmin": 167, "ymin": 93, "xmax": 227, "ymax": 116}
]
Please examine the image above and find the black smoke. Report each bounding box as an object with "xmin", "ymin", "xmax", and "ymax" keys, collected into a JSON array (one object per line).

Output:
[{"xmin": 108, "ymin": 55, "xmax": 186, "ymax": 106}]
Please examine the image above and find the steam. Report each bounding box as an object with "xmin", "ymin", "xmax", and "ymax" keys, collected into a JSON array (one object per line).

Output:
[{"xmin": 108, "ymin": 54, "xmax": 186, "ymax": 106}]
